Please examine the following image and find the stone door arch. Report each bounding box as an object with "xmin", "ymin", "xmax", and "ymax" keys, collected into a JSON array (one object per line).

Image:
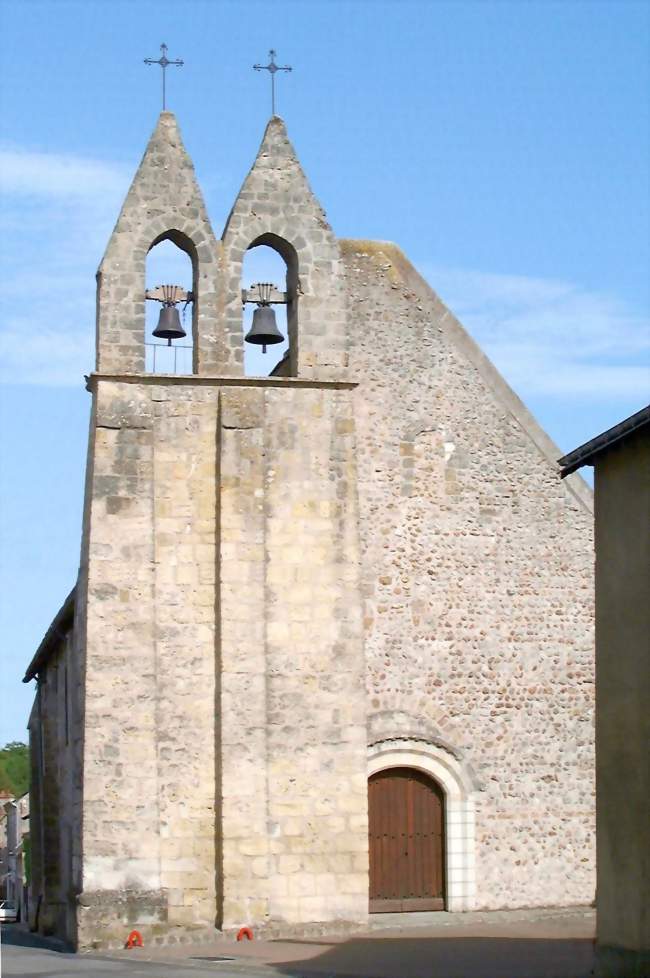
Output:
[{"xmin": 368, "ymin": 738, "xmax": 478, "ymax": 911}]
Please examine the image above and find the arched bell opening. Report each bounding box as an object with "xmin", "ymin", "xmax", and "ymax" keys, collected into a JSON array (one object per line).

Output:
[
  {"xmin": 241, "ymin": 234, "xmax": 299, "ymax": 377},
  {"xmin": 145, "ymin": 231, "xmax": 196, "ymax": 375}
]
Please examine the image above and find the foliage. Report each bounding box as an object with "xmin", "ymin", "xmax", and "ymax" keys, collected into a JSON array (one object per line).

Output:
[{"xmin": 0, "ymin": 741, "xmax": 30, "ymax": 798}]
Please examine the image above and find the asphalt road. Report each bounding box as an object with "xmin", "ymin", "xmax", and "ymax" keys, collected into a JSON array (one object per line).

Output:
[
  {"xmin": 0, "ymin": 912, "xmax": 596, "ymax": 978},
  {"xmin": 0, "ymin": 940, "xmax": 280, "ymax": 978}
]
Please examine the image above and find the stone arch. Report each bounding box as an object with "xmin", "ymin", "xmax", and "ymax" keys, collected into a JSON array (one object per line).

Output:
[
  {"xmin": 144, "ymin": 229, "xmax": 198, "ymax": 373},
  {"xmin": 368, "ymin": 737, "xmax": 478, "ymax": 911},
  {"xmin": 248, "ymin": 231, "xmax": 300, "ymax": 269},
  {"xmin": 97, "ymin": 217, "xmax": 223, "ymax": 376},
  {"xmin": 132, "ymin": 219, "xmax": 223, "ymax": 373},
  {"xmin": 224, "ymin": 222, "xmax": 324, "ymax": 377},
  {"xmin": 238, "ymin": 231, "xmax": 304, "ymax": 377},
  {"xmin": 148, "ymin": 227, "xmax": 199, "ymax": 260}
]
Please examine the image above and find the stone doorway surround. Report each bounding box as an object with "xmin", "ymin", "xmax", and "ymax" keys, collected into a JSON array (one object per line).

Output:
[{"xmin": 368, "ymin": 738, "xmax": 479, "ymax": 912}]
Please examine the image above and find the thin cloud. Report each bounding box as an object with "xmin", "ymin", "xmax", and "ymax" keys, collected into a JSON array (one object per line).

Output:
[
  {"xmin": 0, "ymin": 147, "xmax": 131, "ymax": 199},
  {"xmin": 426, "ymin": 266, "xmax": 650, "ymax": 401},
  {"xmin": 0, "ymin": 148, "xmax": 131, "ymax": 385},
  {"xmin": 2, "ymin": 145, "xmax": 648, "ymax": 403}
]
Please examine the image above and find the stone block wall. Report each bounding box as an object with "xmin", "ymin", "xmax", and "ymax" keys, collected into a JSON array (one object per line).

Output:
[
  {"xmin": 218, "ymin": 383, "xmax": 367, "ymax": 928},
  {"xmin": 343, "ymin": 241, "xmax": 596, "ymax": 910},
  {"xmin": 78, "ymin": 378, "xmax": 218, "ymax": 946},
  {"xmin": 77, "ymin": 374, "xmax": 367, "ymax": 946}
]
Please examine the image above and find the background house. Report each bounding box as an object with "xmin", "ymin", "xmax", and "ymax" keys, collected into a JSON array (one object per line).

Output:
[{"xmin": 559, "ymin": 405, "xmax": 650, "ymax": 978}]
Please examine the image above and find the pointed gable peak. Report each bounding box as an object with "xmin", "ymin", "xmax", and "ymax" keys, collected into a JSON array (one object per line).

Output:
[
  {"xmin": 153, "ymin": 109, "xmax": 180, "ymax": 130},
  {"xmin": 251, "ymin": 114, "xmax": 305, "ymax": 173},
  {"xmin": 134, "ymin": 110, "xmax": 194, "ymax": 176},
  {"xmin": 151, "ymin": 110, "xmax": 182, "ymax": 142},
  {"xmin": 110, "ymin": 110, "xmax": 200, "ymax": 230},
  {"xmin": 99, "ymin": 110, "xmax": 216, "ymax": 270},
  {"xmin": 260, "ymin": 114, "xmax": 291, "ymax": 145},
  {"xmin": 223, "ymin": 115, "xmax": 333, "ymax": 241}
]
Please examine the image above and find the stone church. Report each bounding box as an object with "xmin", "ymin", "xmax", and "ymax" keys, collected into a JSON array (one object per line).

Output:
[{"xmin": 24, "ymin": 112, "xmax": 596, "ymax": 949}]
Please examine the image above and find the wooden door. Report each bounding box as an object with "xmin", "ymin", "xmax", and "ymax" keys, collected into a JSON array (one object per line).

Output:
[{"xmin": 368, "ymin": 767, "xmax": 445, "ymax": 912}]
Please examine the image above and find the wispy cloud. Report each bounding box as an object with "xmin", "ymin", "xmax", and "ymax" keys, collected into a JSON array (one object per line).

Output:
[
  {"xmin": 425, "ymin": 266, "xmax": 650, "ymax": 402},
  {"xmin": 0, "ymin": 147, "xmax": 133, "ymax": 385},
  {"xmin": 0, "ymin": 147, "xmax": 228, "ymax": 386},
  {"xmin": 0, "ymin": 147, "xmax": 131, "ymax": 199},
  {"xmin": 1, "ymin": 145, "xmax": 648, "ymax": 405}
]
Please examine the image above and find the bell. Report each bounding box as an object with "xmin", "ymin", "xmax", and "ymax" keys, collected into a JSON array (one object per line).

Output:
[
  {"xmin": 152, "ymin": 304, "xmax": 186, "ymax": 346},
  {"xmin": 245, "ymin": 305, "xmax": 284, "ymax": 354}
]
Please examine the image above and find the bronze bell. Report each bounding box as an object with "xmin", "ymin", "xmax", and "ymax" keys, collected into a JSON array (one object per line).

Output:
[
  {"xmin": 153, "ymin": 304, "xmax": 186, "ymax": 346},
  {"xmin": 245, "ymin": 305, "xmax": 284, "ymax": 354}
]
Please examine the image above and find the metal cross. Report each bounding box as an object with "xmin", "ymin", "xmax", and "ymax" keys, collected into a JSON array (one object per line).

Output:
[
  {"xmin": 254, "ymin": 49, "xmax": 292, "ymax": 117},
  {"xmin": 144, "ymin": 43, "xmax": 184, "ymax": 111}
]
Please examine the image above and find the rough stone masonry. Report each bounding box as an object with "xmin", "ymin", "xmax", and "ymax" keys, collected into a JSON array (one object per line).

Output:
[{"xmin": 24, "ymin": 112, "xmax": 595, "ymax": 949}]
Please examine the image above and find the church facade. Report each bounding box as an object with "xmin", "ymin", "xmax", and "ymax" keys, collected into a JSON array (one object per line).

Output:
[{"xmin": 24, "ymin": 113, "xmax": 596, "ymax": 949}]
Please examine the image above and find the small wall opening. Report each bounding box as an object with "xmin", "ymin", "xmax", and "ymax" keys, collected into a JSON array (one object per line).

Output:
[
  {"xmin": 241, "ymin": 237, "xmax": 298, "ymax": 377},
  {"xmin": 145, "ymin": 235, "xmax": 195, "ymax": 374}
]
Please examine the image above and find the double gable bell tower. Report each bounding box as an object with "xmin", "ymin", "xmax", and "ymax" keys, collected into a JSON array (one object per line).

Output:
[{"xmin": 77, "ymin": 112, "xmax": 368, "ymax": 945}]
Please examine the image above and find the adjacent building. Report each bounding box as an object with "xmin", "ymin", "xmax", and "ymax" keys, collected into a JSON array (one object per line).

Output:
[
  {"xmin": 1, "ymin": 792, "xmax": 30, "ymax": 923},
  {"xmin": 559, "ymin": 406, "xmax": 650, "ymax": 978}
]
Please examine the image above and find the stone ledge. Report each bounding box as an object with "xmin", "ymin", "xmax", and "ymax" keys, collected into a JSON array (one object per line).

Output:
[
  {"xmin": 86, "ymin": 373, "xmax": 358, "ymax": 392},
  {"xmin": 76, "ymin": 916, "xmax": 371, "ymax": 952},
  {"xmin": 80, "ymin": 905, "xmax": 596, "ymax": 953},
  {"xmin": 368, "ymin": 905, "xmax": 595, "ymax": 931}
]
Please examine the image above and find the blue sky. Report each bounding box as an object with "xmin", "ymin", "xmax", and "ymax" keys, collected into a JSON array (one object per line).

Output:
[{"xmin": 1, "ymin": 0, "xmax": 648, "ymax": 742}]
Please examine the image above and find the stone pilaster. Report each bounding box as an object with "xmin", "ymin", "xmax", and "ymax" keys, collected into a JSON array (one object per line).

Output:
[{"xmin": 217, "ymin": 381, "xmax": 368, "ymax": 930}]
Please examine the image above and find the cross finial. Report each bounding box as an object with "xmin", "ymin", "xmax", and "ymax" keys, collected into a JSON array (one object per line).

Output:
[
  {"xmin": 254, "ymin": 49, "xmax": 292, "ymax": 117},
  {"xmin": 144, "ymin": 42, "xmax": 184, "ymax": 111}
]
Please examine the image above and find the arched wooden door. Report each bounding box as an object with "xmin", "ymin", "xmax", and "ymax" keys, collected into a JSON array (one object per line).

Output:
[{"xmin": 368, "ymin": 767, "xmax": 445, "ymax": 912}]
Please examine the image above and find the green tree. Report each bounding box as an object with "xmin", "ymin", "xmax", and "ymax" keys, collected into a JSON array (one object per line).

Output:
[{"xmin": 0, "ymin": 741, "xmax": 30, "ymax": 797}]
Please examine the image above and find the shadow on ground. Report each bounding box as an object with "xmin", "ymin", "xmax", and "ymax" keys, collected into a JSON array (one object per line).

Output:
[
  {"xmin": 0, "ymin": 924, "xmax": 71, "ymax": 953},
  {"xmin": 268, "ymin": 936, "xmax": 596, "ymax": 978}
]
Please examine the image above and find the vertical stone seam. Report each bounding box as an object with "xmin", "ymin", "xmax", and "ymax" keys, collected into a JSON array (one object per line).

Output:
[
  {"xmin": 151, "ymin": 395, "xmax": 163, "ymax": 893},
  {"xmin": 261, "ymin": 388, "xmax": 271, "ymax": 917},
  {"xmin": 214, "ymin": 390, "xmax": 224, "ymax": 929}
]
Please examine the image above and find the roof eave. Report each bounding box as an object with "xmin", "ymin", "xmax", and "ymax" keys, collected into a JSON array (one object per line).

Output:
[
  {"xmin": 23, "ymin": 587, "xmax": 76, "ymax": 683},
  {"xmin": 558, "ymin": 405, "xmax": 650, "ymax": 478}
]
